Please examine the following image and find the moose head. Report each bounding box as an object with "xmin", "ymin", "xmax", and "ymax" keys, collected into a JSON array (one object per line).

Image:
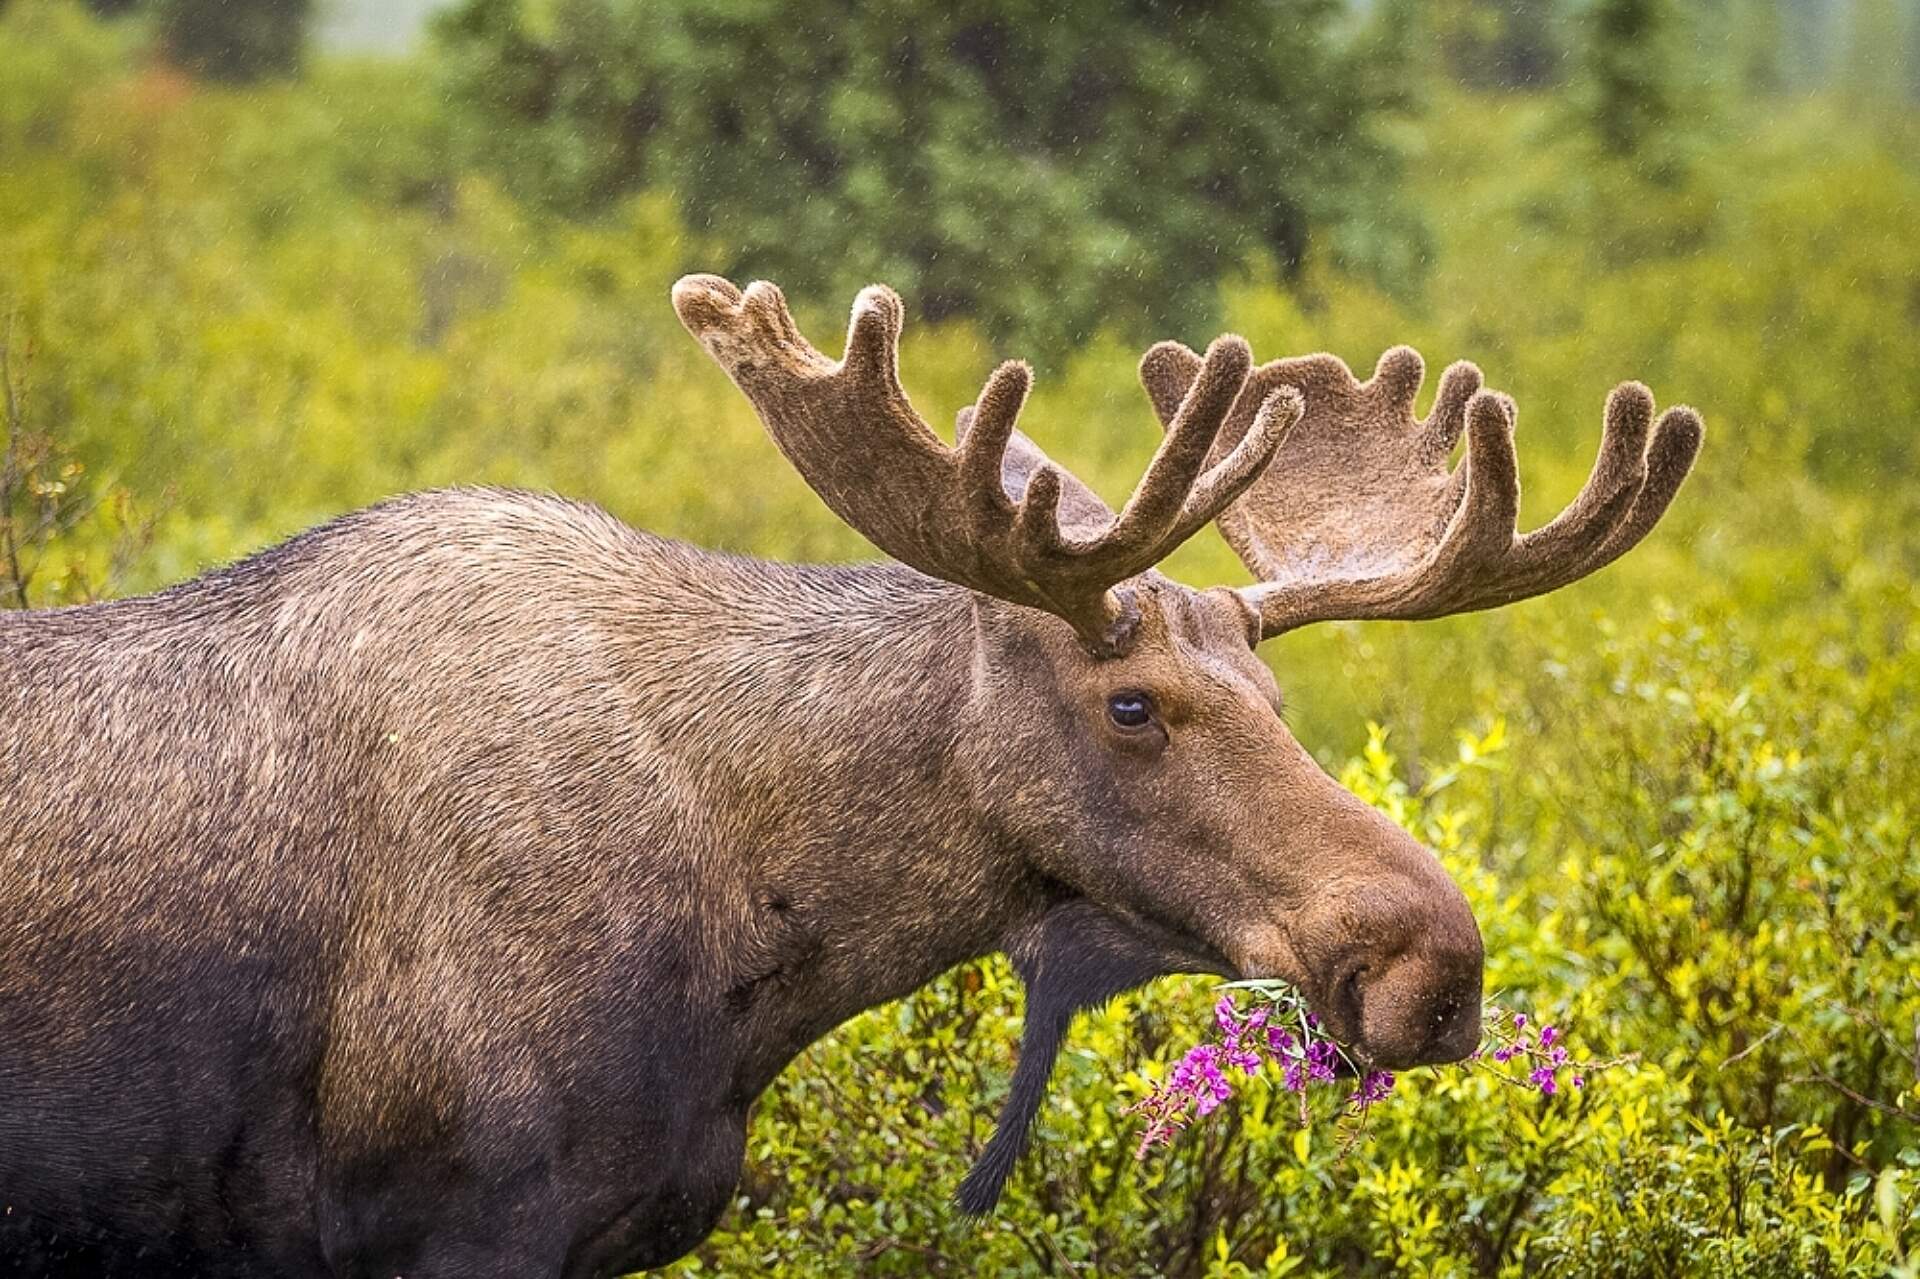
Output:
[{"xmin": 673, "ymin": 275, "xmax": 1702, "ymax": 1207}]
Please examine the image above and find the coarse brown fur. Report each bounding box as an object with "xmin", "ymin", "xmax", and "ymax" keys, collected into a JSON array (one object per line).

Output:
[
  {"xmin": 2, "ymin": 489, "xmax": 1012, "ymax": 1275},
  {"xmin": 0, "ymin": 275, "xmax": 1697, "ymax": 1276}
]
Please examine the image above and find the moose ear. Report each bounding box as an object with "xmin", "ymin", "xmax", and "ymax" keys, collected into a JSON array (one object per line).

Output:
[{"xmin": 956, "ymin": 902, "xmax": 1171, "ymax": 1215}]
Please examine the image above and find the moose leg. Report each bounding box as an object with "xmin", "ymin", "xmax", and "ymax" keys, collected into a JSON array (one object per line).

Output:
[{"xmin": 956, "ymin": 900, "xmax": 1173, "ymax": 1214}]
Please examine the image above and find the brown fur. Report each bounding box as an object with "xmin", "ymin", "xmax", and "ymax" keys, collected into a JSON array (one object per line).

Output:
[{"xmin": 3, "ymin": 491, "xmax": 1003, "ymax": 1275}]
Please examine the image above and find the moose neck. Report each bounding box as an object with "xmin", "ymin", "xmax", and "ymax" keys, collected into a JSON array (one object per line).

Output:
[{"xmin": 628, "ymin": 555, "xmax": 1044, "ymax": 1096}]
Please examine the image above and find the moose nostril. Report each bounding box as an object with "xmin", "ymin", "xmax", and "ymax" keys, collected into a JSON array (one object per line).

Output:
[
  {"xmin": 1337, "ymin": 965, "xmax": 1366, "ymax": 1027},
  {"xmin": 1341, "ymin": 941, "xmax": 1484, "ymax": 1068},
  {"xmin": 1430, "ymin": 991, "xmax": 1464, "ymax": 1037}
]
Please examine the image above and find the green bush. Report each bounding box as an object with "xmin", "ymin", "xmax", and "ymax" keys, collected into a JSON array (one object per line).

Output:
[
  {"xmin": 432, "ymin": 0, "xmax": 1426, "ymax": 350},
  {"xmin": 157, "ymin": 0, "xmax": 310, "ymax": 82}
]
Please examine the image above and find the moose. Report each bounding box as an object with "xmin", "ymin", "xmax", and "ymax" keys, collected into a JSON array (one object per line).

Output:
[{"xmin": 0, "ymin": 273, "xmax": 1701, "ymax": 1277}]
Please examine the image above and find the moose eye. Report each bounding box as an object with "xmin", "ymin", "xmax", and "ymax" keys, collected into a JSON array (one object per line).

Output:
[{"xmin": 1106, "ymin": 691, "xmax": 1155, "ymax": 730}]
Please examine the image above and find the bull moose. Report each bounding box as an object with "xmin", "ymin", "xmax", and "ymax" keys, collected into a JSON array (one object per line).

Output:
[{"xmin": 0, "ymin": 274, "xmax": 1701, "ymax": 1276}]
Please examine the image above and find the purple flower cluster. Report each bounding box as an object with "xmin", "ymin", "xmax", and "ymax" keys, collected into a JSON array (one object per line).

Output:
[
  {"xmin": 1126, "ymin": 992, "xmax": 1395, "ymax": 1155},
  {"xmin": 1165, "ymin": 1043, "xmax": 1233, "ymax": 1118},
  {"xmin": 1129, "ymin": 990, "xmax": 1623, "ymax": 1159},
  {"xmin": 1473, "ymin": 1008, "xmax": 1585, "ymax": 1096}
]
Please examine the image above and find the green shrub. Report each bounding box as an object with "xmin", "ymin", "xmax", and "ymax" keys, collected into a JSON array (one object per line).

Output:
[
  {"xmin": 431, "ymin": 0, "xmax": 1426, "ymax": 350},
  {"xmin": 157, "ymin": 0, "xmax": 310, "ymax": 82}
]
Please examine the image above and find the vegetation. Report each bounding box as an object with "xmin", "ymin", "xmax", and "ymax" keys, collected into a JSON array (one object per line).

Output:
[
  {"xmin": 156, "ymin": 0, "xmax": 311, "ymax": 81},
  {"xmin": 2, "ymin": 0, "xmax": 1918, "ymax": 1273},
  {"xmin": 434, "ymin": 0, "xmax": 1424, "ymax": 349}
]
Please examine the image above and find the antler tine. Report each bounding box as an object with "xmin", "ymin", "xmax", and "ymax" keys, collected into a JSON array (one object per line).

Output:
[
  {"xmin": 1252, "ymin": 379, "xmax": 1700, "ymax": 637},
  {"xmin": 1089, "ymin": 336, "xmax": 1252, "ymax": 551},
  {"xmin": 1138, "ymin": 340, "xmax": 1201, "ymax": 426},
  {"xmin": 1175, "ymin": 385, "xmax": 1306, "ymax": 544},
  {"xmin": 1050, "ymin": 337, "xmax": 1301, "ymax": 580},
  {"xmin": 1504, "ymin": 384, "xmax": 1704, "ymax": 593},
  {"xmin": 1356, "ymin": 382, "xmax": 1705, "ymax": 620},
  {"xmin": 674, "ymin": 275, "xmax": 1299, "ymax": 656},
  {"xmin": 672, "ymin": 272, "xmax": 955, "ymax": 553},
  {"xmin": 1136, "ymin": 341, "xmax": 1702, "ymax": 639},
  {"xmin": 956, "ymin": 361, "xmax": 1033, "ymax": 517},
  {"xmin": 1422, "ymin": 361, "xmax": 1484, "ymax": 463},
  {"xmin": 1437, "ymin": 390, "xmax": 1525, "ymax": 572}
]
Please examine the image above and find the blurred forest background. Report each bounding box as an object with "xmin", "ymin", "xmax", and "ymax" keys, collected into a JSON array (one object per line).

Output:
[{"xmin": 3, "ymin": 0, "xmax": 1919, "ymax": 1274}]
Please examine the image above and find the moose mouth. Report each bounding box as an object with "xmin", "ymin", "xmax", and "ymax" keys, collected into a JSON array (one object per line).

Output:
[
  {"xmin": 961, "ymin": 897, "xmax": 1361, "ymax": 1215},
  {"xmin": 1221, "ymin": 923, "xmax": 1483, "ymax": 1071},
  {"xmin": 1089, "ymin": 903, "xmax": 1383, "ymax": 1066},
  {"xmin": 1043, "ymin": 893, "xmax": 1468, "ymax": 1071}
]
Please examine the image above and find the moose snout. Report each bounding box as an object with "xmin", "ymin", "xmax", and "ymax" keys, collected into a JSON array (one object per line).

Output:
[
  {"xmin": 1305, "ymin": 855, "xmax": 1485, "ymax": 1069},
  {"xmin": 1338, "ymin": 918, "xmax": 1484, "ymax": 1068}
]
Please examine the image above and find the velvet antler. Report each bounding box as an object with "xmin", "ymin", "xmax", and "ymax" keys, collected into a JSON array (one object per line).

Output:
[
  {"xmin": 672, "ymin": 275, "xmax": 1302, "ymax": 655},
  {"xmin": 1138, "ymin": 343, "xmax": 1703, "ymax": 638}
]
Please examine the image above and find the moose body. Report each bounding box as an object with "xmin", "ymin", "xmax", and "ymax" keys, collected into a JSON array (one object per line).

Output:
[
  {"xmin": 0, "ymin": 276, "xmax": 1699, "ymax": 1276},
  {"xmin": 0, "ymin": 491, "xmax": 1023, "ymax": 1276}
]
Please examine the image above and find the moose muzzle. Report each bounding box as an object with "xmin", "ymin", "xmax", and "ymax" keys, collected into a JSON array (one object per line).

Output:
[
  {"xmin": 1309, "ymin": 833, "xmax": 1485, "ymax": 1069},
  {"xmin": 1239, "ymin": 776, "xmax": 1486, "ymax": 1070}
]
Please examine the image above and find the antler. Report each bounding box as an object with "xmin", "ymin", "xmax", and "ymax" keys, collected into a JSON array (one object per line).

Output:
[
  {"xmin": 1138, "ymin": 343, "xmax": 1703, "ymax": 638},
  {"xmin": 672, "ymin": 275, "xmax": 1303, "ymax": 656}
]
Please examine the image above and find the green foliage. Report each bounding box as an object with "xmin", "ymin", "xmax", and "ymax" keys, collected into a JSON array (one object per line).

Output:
[
  {"xmin": 1582, "ymin": 0, "xmax": 1689, "ymax": 161},
  {"xmin": 432, "ymin": 0, "xmax": 1426, "ymax": 350},
  {"xmin": 0, "ymin": 0, "xmax": 140, "ymax": 149},
  {"xmin": 0, "ymin": 318, "xmax": 153, "ymax": 607},
  {"xmin": 157, "ymin": 0, "xmax": 310, "ymax": 82},
  {"xmin": 1505, "ymin": 579, "xmax": 1920, "ymax": 1169},
  {"xmin": 1430, "ymin": 0, "xmax": 1573, "ymax": 90},
  {"xmin": 1844, "ymin": 0, "xmax": 1914, "ymax": 110},
  {"xmin": 2, "ymin": 2, "xmax": 1919, "ymax": 1273}
]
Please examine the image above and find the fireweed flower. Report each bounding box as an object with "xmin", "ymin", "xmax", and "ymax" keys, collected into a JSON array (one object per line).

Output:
[
  {"xmin": 1169, "ymin": 1044, "xmax": 1233, "ymax": 1116},
  {"xmin": 1127, "ymin": 986, "xmax": 1630, "ymax": 1157},
  {"xmin": 1213, "ymin": 996, "xmax": 1268, "ymax": 1075},
  {"xmin": 1350, "ymin": 1070, "xmax": 1396, "ymax": 1106}
]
